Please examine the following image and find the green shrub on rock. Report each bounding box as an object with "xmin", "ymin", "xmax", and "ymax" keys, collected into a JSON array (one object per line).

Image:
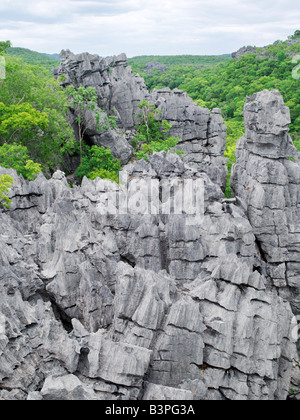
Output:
[
  {"xmin": 0, "ymin": 143, "xmax": 42, "ymax": 180},
  {"xmin": 76, "ymin": 145, "xmax": 122, "ymax": 183},
  {"xmin": 0, "ymin": 174, "xmax": 13, "ymax": 209}
]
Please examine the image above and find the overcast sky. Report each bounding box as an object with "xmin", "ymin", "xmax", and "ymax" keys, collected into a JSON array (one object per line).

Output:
[{"xmin": 0, "ymin": 0, "xmax": 299, "ymax": 57}]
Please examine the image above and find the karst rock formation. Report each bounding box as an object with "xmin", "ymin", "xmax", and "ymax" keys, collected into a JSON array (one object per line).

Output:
[
  {"xmin": 54, "ymin": 50, "xmax": 227, "ymax": 189},
  {"xmin": 0, "ymin": 52, "xmax": 299, "ymax": 400}
]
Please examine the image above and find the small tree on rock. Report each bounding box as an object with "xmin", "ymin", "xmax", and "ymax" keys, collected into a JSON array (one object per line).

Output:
[
  {"xmin": 66, "ymin": 85, "xmax": 117, "ymax": 163},
  {"xmin": 132, "ymin": 100, "xmax": 183, "ymax": 161}
]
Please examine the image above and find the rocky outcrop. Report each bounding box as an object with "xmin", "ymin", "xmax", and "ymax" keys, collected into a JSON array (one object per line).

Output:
[
  {"xmin": 144, "ymin": 62, "xmax": 168, "ymax": 74},
  {"xmin": 232, "ymin": 46, "xmax": 258, "ymax": 60},
  {"xmin": 232, "ymin": 38, "xmax": 300, "ymax": 60},
  {"xmin": 53, "ymin": 52, "xmax": 227, "ymax": 190},
  {"xmin": 0, "ymin": 88, "xmax": 299, "ymax": 401}
]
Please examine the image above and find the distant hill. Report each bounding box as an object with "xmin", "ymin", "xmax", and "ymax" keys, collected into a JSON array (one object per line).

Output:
[
  {"xmin": 6, "ymin": 48, "xmax": 231, "ymax": 75},
  {"xmin": 45, "ymin": 53, "xmax": 60, "ymax": 61},
  {"xmin": 6, "ymin": 47, "xmax": 59, "ymax": 73},
  {"xmin": 128, "ymin": 54, "xmax": 231, "ymax": 70}
]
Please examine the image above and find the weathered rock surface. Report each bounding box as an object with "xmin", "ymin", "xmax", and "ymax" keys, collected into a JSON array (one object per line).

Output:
[
  {"xmin": 232, "ymin": 45, "xmax": 258, "ymax": 60},
  {"xmin": 53, "ymin": 51, "xmax": 227, "ymax": 190},
  {"xmin": 1, "ymin": 88, "xmax": 299, "ymax": 401},
  {"xmin": 144, "ymin": 62, "xmax": 168, "ymax": 74}
]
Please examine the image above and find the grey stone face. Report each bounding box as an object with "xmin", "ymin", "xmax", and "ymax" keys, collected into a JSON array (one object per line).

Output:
[{"xmin": 0, "ymin": 88, "xmax": 299, "ymax": 400}]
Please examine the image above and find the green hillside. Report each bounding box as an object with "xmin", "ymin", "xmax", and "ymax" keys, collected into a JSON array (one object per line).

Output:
[
  {"xmin": 6, "ymin": 47, "xmax": 59, "ymax": 73},
  {"xmin": 128, "ymin": 56, "xmax": 231, "ymax": 89}
]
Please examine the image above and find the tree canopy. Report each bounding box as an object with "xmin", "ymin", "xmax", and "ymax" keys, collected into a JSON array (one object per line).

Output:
[
  {"xmin": 288, "ymin": 30, "xmax": 300, "ymax": 40},
  {"xmin": 0, "ymin": 41, "xmax": 11, "ymax": 55},
  {"xmin": 0, "ymin": 174, "xmax": 13, "ymax": 209},
  {"xmin": 5, "ymin": 45, "xmax": 59, "ymax": 74},
  {"xmin": 0, "ymin": 55, "xmax": 75, "ymax": 172}
]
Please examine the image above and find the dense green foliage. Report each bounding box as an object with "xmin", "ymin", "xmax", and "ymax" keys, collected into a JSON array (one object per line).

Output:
[
  {"xmin": 0, "ymin": 102, "xmax": 49, "ymax": 143},
  {"xmin": 0, "ymin": 55, "xmax": 75, "ymax": 172},
  {"xmin": 76, "ymin": 145, "xmax": 122, "ymax": 183},
  {"xmin": 179, "ymin": 51, "xmax": 300, "ymax": 158},
  {"xmin": 0, "ymin": 174, "xmax": 13, "ymax": 209},
  {"xmin": 289, "ymin": 30, "xmax": 300, "ymax": 40},
  {"xmin": 0, "ymin": 41, "xmax": 11, "ymax": 55},
  {"xmin": 178, "ymin": 51, "xmax": 300, "ymax": 178},
  {"xmin": 135, "ymin": 137, "xmax": 183, "ymax": 161},
  {"xmin": 138, "ymin": 55, "xmax": 300, "ymax": 139},
  {"xmin": 129, "ymin": 55, "xmax": 231, "ymax": 92},
  {"xmin": 132, "ymin": 100, "xmax": 183, "ymax": 161},
  {"xmin": 6, "ymin": 47, "xmax": 59, "ymax": 74},
  {"xmin": 0, "ymin": 143, "xmax": 42, "ymax": 180}
]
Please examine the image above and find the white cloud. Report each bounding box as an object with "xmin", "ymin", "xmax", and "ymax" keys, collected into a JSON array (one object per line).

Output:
[{"xmin": 0, "ymin": 0, "xmax": 299, "ymax": 55}]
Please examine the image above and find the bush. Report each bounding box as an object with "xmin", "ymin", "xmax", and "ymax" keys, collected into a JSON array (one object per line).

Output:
[
  {"xmin": 87, "ymin": 169, "xmax": 119, "ymax": 183},
  {"xmin": 135, "ymin": 137, "xmax": 184, "ymax": 161},
  {"xmin": 0, "ymin": 143, "xmax": 42, "ymax": 180},
  {"xmin": 76, "ymin": 145, "xmax": 122, "ymax": 182},
  {"xmin": 133, "ymin": 100, "xmax": 183, "ymax": 160},
  {"xmin": 0, "ymin": 174, "xmax": 13, "ymax": 209}
]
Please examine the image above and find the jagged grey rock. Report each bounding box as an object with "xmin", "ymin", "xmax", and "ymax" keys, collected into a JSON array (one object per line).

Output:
[
  {"xmin": 0, "ymin": 89, "xmax": 299, "ymax": 400},
  {"xmin": 40, "ymin": 374, "xmax": 98, "ymax": 401}
]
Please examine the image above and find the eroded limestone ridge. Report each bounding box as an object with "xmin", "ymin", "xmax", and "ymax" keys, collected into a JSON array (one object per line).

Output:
[
  {"xmin": 0, "ymin": 87, "xmax": 299, "ymax": 400},
  {"xmin": 53, "ymin": 51, "xmax": 227, "ymax": 190}
]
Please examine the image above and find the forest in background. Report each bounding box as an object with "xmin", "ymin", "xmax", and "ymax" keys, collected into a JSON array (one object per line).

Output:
[{"xmin": 128, "ymin": 54, "xmax": 231, "ymax": 68}]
